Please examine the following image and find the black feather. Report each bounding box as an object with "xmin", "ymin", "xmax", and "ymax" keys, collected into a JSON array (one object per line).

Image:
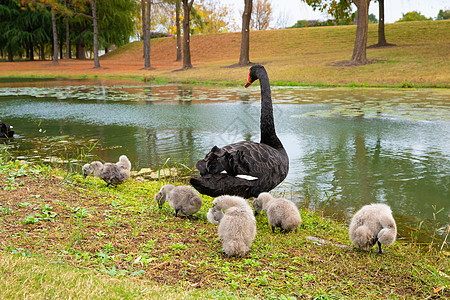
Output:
[{"xmin": 190, "ymin": 65, "xmax": 289, "ymax": 198}]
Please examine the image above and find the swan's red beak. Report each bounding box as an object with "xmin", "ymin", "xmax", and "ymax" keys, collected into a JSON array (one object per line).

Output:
[{"xmin": 244, "ymin": 74, "xmax": 253, "ymax": 88}]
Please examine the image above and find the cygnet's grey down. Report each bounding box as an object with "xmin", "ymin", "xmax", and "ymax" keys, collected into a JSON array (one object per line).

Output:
[
  {"xmin": 349, "ymin": 203, "xmax": 397, "ymax": 253},
  {"xmin": 154, "ymin": 184, "xmax": 203, "ymax": 217},
  {"xmin": 207, "ymin": 195, "xmax": 256, "ymax": 257},
  {"xmin": 206, "ymin": 205, "xmax": 224, "ymax": 225},
  {"xmin": 253, "ymin": 192, "xmax": 302, "ymax": 233},
  {"xmin": 207, "ymin": 195, "xmax": 249, "ymax": 225},
  {"xmin": 82, "ymin": 155, "xmax": 131, "ymax": 187}
]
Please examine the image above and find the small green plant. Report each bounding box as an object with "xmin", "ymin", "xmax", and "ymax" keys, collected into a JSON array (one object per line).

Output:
[
  {"xmin": 22, "ymin": 215, "xmax": 40, "ymax": 224},
  {"xmin": 0, "ymin": 204, "xmax": 12, "ymax": 216},
  {"xmin": 243, "ymin": 259, "xmax": 260, "ymax": 267},
  {"xmin": 11, "ymin": 248, "xmax": 33, "ymax": 258},
  {"xmin": 71, "ymin": 206, "xmax": 89, "ymax": 218},
  {"xmin": 19, "ymin": 202, "xmax": 32, "ymax": 208},
  {"xmin": 104, "ymin": 243, "xmax": 115, "ymax": 253},
  {"xmin": 3, "ymin": 176, "xmax": 25, "ymax": 191},
  {"xmin": 142, "ymin": 239, "xmax": 157, "ymax": 252},
  {"xmin": 170, "ymin": 243, "xmax": 187, "ymax": 251},
  {"xmin": 106, "ymin": 266, "xmax": 128, "ymax": 276}
]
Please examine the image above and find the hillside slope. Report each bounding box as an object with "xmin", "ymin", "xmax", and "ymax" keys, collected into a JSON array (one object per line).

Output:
[{"xmin": 1, "ymin": 20, "xmax": 449, "ymax": 86}]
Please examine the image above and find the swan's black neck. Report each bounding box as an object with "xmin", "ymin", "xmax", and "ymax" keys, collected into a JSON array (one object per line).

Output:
[{"xmin": 257, "ymin": 68, "xmax": 284, "ymax": 150}]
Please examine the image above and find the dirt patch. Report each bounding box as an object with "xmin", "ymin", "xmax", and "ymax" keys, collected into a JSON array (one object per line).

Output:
[
  {"xmin": 367, "ymin": 43, "xmax": 397, "ymax": 49},
  {"xmin": 329, "ymin": 58, "xmax": 387, "ymax": 67}
]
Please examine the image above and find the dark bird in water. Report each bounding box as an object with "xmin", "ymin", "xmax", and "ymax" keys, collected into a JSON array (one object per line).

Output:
[
  {"xmin": 82, "ymin": 155, "xmax": 131, "ymax": 187},
  {"xmin": 190, "ymin": 65, "xmax": 289, "ymax": 198},
  {"xmin": 0, "ymin": 121, "xmax": 14, "ymax": 139}
]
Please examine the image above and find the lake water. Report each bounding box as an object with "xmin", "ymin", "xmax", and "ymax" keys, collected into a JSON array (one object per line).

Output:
[{"xmin": 1, "ymin": 80, "xmax": 449, "ymax": 245}]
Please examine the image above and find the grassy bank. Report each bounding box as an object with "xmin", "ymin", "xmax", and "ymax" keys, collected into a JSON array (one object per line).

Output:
[
  {"xmin": 0, "ymin": 21, "xmax": 449, "ymax": 87},
  {"xmin": 0, "ymin": 153, "xmax": 448, "ymax": 299}
]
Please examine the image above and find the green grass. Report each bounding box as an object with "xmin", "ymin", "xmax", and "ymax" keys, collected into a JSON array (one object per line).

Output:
[
  {"xmin": 0, "ymin": 152, "xmax": 449, "ymax": 299},
  {"xmin": 0, "ymin": 254, "xmax": 192, "ymax": 299}
]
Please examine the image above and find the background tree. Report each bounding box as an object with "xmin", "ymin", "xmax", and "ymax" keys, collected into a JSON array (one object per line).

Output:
[
  {"xmin": 19, "ymin": 0, "xmax": 68, "ymax": 64},
  {"xmin": 274, "ymin": 9, "xmax": 290, "ymax": 29},
  {"xmin": 181, "ymin": 0, "xmax": 194, "ymax": 69},
  {"xmin": 368, "ymin": 0, "xmax": 395, "ymax": 47},
  {"xmin": 396, "ymin": 11, "xmax": 432, "ymax": 22},
  {"xmin": 141, "ymin": 0, "xmax": 151, "ymax": 69},
  {"xmin": 0, "ymin": 1, "xmax": 25, "ymax": 61},
  {"xmin": 352, "ymin": 0, "xmax": 370, "ymax": 64},
  {"xmin": 1, "ymin": 0, "xmax": 135, "ymax": 62},
  {"xmin": 70, "ymin": 0, "xmax": 136, "ymax": 61},
  {"xmin": 239, "ymin": 0, "xmax": 252, "ymax": 66},
  {"xmin": 91, "ymin": 0, "xmax": 100, "ymax": 67},
  {"xmin": 436, "ymin": 9, "xmax": 450, "ymax": 20},
  {"xmin": 64, "ymin": 0, "xmax": 70, "ymax": 58},
  {"xmin": 193, "ymin": 0, "xmax": 233, "ymax": 34},
  {"xmin": 175, "ymin": 0, "xmax": 181, "ymax": 61},
  {"xmin": 301, "ymin": 0, "xmax": 372, "ymax": 65},
  {"xmin": 251, "ymin": 0, "xmax": 272, "ymax": 30}
]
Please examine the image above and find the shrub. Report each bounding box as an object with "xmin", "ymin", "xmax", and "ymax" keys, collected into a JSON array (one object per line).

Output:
[
  {"xmin": 396, "ymin": 11, "xmax": 432, "ymax": 22},
  {"xmin": 436, "ymin": 9, "xmax": 450, "ymax": 20}
]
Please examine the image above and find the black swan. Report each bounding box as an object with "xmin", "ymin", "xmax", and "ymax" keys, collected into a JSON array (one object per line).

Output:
[
  {"xmin": 190, "ymin": 64, "xmax": 289, "ymax": 198},
  {"xmin": 0, "ymin": 121, "xmax": 14, "ymax": 139}
]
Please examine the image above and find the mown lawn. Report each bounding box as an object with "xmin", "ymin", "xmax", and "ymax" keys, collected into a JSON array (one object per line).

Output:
[{"xmin": 0, "ymin": 21, "xmax": 449, "ymax": 87}]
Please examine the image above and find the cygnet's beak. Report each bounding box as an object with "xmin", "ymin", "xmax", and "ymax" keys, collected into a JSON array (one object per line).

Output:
[
  {"xmin": 254, "ymin": 211, "xmax": 259, "ymax": 216},
  {"xmin": 83, "ymin": 173, "xmax": 88, "ymax": 180}
]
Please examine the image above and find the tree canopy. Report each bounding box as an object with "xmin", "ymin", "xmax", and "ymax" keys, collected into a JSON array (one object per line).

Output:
[
  {"xmin": 396, "ymin": 11, "xmax": 432, "ymax": 22},
  {"xmin": 436, "ymin": 9, "xmax": 450, "ymax": 20},
  {"xmin": 0, "ymin": 0, "xmax": 136, "ymax": 61}
]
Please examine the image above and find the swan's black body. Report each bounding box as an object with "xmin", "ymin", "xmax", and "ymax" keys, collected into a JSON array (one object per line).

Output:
[{"xmin": 190, "ymin": 65, "xmax": 289, "ymax": 198}]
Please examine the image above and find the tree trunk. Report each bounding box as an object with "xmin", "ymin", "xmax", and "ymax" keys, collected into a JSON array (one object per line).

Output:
[
  {"xmin": 59, "ymin": 39, "xmax": 63, "ymax": 59},
  {"xmin": 40, "ymin": 43, "xmax": 45, "ymax": 60},
  {"xmin": 51, "ymin": 9, "xmax": 59, "ymax": 64},
  {"xmin": 144, "ymin": 0, "xmax": 151, "ymax": 68},
  {"xmin": 92, "ymin": 0, "xmax": 100, "ymax": 68},
  {"xmin": 141, "ymin": 0, "xmax": 151, "ymax": 68},
  {"xmin": 76, "ymin": 41, "xmax": 86, "ymax": 59},
  {"xmin": 239, "ymin": 0, "xmax": 252, "ymax": 66},
  {"xmin": 65, "ymin": 2, "xmax": 70, "ymax": 59},
  {"xmin": 377, "ymin": 0, "xmax": 386, "ymax": 45},
  {"xmin": 182, "ymin": 0, "xmax": 194, "ymax": 69},
  {"xmin": 142, "ymin": 0, "xmax": 147, "ymax": 58},
  {"xmin": 7, "ymin": 46, "xmax": 13, "ymax": 62},
  {"xmin": 29, "ymin": 42, "xmax": 34, "ymax": 61},
  {"xmin": 175, "ymin": 0, "xmax": 182, "ymax": 61},
  {"xmin": 351, "ymin": 0, "xmax": 370, "ymax": 64}
]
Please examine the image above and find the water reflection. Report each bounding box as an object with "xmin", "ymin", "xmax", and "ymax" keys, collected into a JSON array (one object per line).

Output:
[{"xmin": 0, "ymin": 83, "xmax": 449, "ymax": 244}]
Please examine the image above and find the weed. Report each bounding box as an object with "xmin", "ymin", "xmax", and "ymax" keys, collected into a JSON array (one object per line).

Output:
[
  {"xmin": 104, "ymin": 243, "xmax": 115, "ymax": 254},
  {"xmin": 71, "ymin": 206, "xmax": 89, "ymax": 218},
  {"xmin": 142, "ymin": 239, "xmax": 157, "ymax": 252},
  {"xmin": 10, "ymin": 248, "xmax": 33, "ymax": 258},
  {"xmin": 170, "ymin": 243, "xmax": 187, "ymax": 251},
  {"xmin": 0, "ymin": 204, "xmax": 12, "ymax": 216},
  {"xmin": 22, "ymin": 215, "xmax": 40, "ymax": 224}
]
